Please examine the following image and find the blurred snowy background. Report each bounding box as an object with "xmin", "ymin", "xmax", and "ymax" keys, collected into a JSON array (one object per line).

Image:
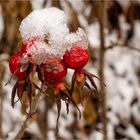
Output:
[{"xmin": 0, "ymin": 0, "xmax": 140, "ymax": 140}]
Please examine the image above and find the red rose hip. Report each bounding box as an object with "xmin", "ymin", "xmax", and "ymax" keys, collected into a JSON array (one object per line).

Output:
[
  {"xmin": 9, "ymin": 52, "xmax": 27, "ymax": 80},
  {"xmin": 41, "ymin": 57, "xmax": 67, "ymax": 85},
  {"xmin": 63, "ymin": 47, "xmax": 89, "ymax": 70}
]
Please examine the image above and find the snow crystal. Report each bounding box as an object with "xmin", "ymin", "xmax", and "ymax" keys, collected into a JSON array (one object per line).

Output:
[
  {"xmin": 19, "ymin": 7, "xmax": 68, "ymax": 40},
  {"xmin": 19, "ymin": 7, "xmax": 69, "ymax": 59},
  {"xmin": 65, "ymin": 28, "xmax": 88, "ymax": 50},
  {"xmin": 26, "ymin": 40, "xmax": 48, "ymax": 64},
  {"xmin": 19, "ymin": 7, "xmax": 88, "ymax": 63}
]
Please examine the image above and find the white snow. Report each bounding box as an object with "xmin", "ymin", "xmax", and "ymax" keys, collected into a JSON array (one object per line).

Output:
[
  {"xmin": 19, "ymin": 7, "xmax": 69, "ymax": 60},
  {"xmin": 19, "ymin": 7, "xmax": 68, "ymax": 41},
  {"xmin": 65, "ymin": 28, "xmax": 88, "ymax": 50},
  {"xmin": 19, "ymin": 7, "xmax": 88, "ymax": 64}
]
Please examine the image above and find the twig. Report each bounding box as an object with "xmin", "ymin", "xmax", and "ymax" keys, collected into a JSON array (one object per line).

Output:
[
  {"xmin": 105, "ymin": 41, "xmax": 140, "ymax": 52},
  {"xmin": 13, "ymin": 116, "xmax": 30, "ymax": 140},
  {"xmin": 0, "ymin": 93, "xmax": 4, "ymax": 138},
  {"xmin": 0, "ymin": 64, "xmax": 5, "ymax": 139},
  {"xmin": 97, "ymin": 1, "xmax": 108, "ymax": 140}
]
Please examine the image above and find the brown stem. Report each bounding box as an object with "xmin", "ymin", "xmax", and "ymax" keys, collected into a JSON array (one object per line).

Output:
[
  {"xmin": 105, "ymin": 42, "xmax": 140, "ymax": 52},
  {"xmin": 0, "ymin": 90, "xmax": 4, "ymax": 139},
  {"xmin": 0, "ymin": 64, "xmax": 5, "ymax": 139},
  {"xmin": 97, "ymin": 1, "xmax": 108, "ymax": 140},
  {"xmin": 13, "ymin": 116, "xmax": 30, "ymax": 140}
]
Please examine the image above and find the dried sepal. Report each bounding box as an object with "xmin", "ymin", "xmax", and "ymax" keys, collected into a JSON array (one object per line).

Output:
[
  {"xmin": 69, "ymin": 69, "xmax": 105, "ymax": 106},
  {"xmin": 31, "ymin": 82, "xmax": 49, "ymax": 96},
  {"xmin": 70, "ymin": 72, "xmax": 76, "ymax": 95},
  {"xmin": 84, "ymin": 70, "xmax": 106, "ymax": 87},
  {"xmin": 17, "ymin": 81, "xmax": 26, "ymax": 99},
  {"xmin": 27, "ymin": 79, "xmax": 32, "ymax": 115},
  {"xmin": 55, "ymin": 94, "xmax": 61, "ymax": 137},
  {"xmin": 36, "ymin": 65, "xmax": 44, "ymax": 82},
  {"xmin": 65, "ymin": 99, "xmax": 69, "ymax": 114},
  {"xmin": 86, "ymin": 73, "xmax": 98, "ymax": 92},
  {"xmin": 11, "ymin": 82, "xmax": 18, "ymax": 108},
  {"xmin": 61, "ymin": 88, "xmax": 81, "ymax": 119},
  {"xmin": 84, "ymin": 81, "xmax": 97, "ymax": 99},
  {"xmin": 5, "ymin": 66, "xmax": 20, "ymax": 86}
]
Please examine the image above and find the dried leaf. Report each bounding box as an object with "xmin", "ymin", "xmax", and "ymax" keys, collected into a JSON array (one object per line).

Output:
[
  {"xmin": 84, "ymin": 70, "xmax": 106, "ymax": 86},
  {"xmin": 36, "ymin": 65, "xmax": 44, "ymax": 82}
]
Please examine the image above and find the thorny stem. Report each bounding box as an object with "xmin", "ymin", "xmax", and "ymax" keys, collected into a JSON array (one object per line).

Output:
[{"xmin": 98, "ymin": 1, "xmax": 108, "ymax": 140}]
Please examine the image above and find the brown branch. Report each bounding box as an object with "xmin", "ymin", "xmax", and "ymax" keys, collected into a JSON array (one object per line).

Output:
[
  {"xmin": 105, "ymin": 41, "xmax": 140, "ymax": 52},
  {"xmin": 97, "ymin": 1, "xmax": 108, "ymax": 140},
  {"xmin": 0, "ymin": 64, "xmax": 5, "ymax": 139},
  {"xmin": 13, "ymin": 116, "xmax": 30, "ymax": 140}
]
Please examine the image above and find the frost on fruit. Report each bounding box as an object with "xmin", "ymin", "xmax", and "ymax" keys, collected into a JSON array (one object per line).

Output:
[
  {"xmin": 26, "ymin": 41, "xmax": 48, "ymax": 65},
  {"xmin": 8, "ymin": 7, "xmax": 100, "ymax": 137},
  {"xmin": 19, "ymin": 7, "xmax": 70, "ymax": 60},
  {"xmin": 19, "ymin": 7, "xmax": 88, "ymax": 64},
  {"xmin": 65, "ymin": 28, "xmax": 88, "ymax": 50}
]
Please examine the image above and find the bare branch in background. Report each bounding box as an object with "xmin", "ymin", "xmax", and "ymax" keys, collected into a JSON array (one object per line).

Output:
[
  {"xmin": 0, "ymin": 64, "xmax": 5, "ymax": 139},
  {"xmin": 0, "ymin": 0, "xmax": 32, "ymax": 55},
  {"xmin": 97, "ymin": 1, "xmax": 108, "ymax": 140},
  {"xmin": 13, "ymin": 116, "xmax": 30, "ymax": 140},
  {"xmin": 105, "ymin": 41, "xmax": 140, "ymax": 52}
]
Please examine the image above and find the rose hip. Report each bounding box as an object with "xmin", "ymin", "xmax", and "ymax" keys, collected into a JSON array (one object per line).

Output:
[
  {"xmin": 41, "ymin": 57, "xmax": 67, "ymax": 85},
  {"xmin": 9, "ymin": 52, "xmax": 27, "ymax": 80},
  {"xmin": 63, "ymin": 46, "xmax": 89, "ymax": 71}
]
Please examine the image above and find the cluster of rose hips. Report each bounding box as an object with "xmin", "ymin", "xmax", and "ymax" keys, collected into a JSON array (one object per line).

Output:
[{"xmin": 8, "ymin": 36, "xmax": 100, "ymax": 127}]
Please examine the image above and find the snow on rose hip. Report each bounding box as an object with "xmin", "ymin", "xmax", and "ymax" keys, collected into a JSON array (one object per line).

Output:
[
  {"xmin": 39, "ymin": 57, "xmax": 81, "ymax": 109},
  {"xmin": 21, "ymin": 37, "xmax": 48, "ymax": 65},
  {"xmin": 7, "ymin": 7, "xmax": 101, "ymax": 137},
  {"xmin": 63, "ymin": 30, "xmax": 101, "ymax": 104}
]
